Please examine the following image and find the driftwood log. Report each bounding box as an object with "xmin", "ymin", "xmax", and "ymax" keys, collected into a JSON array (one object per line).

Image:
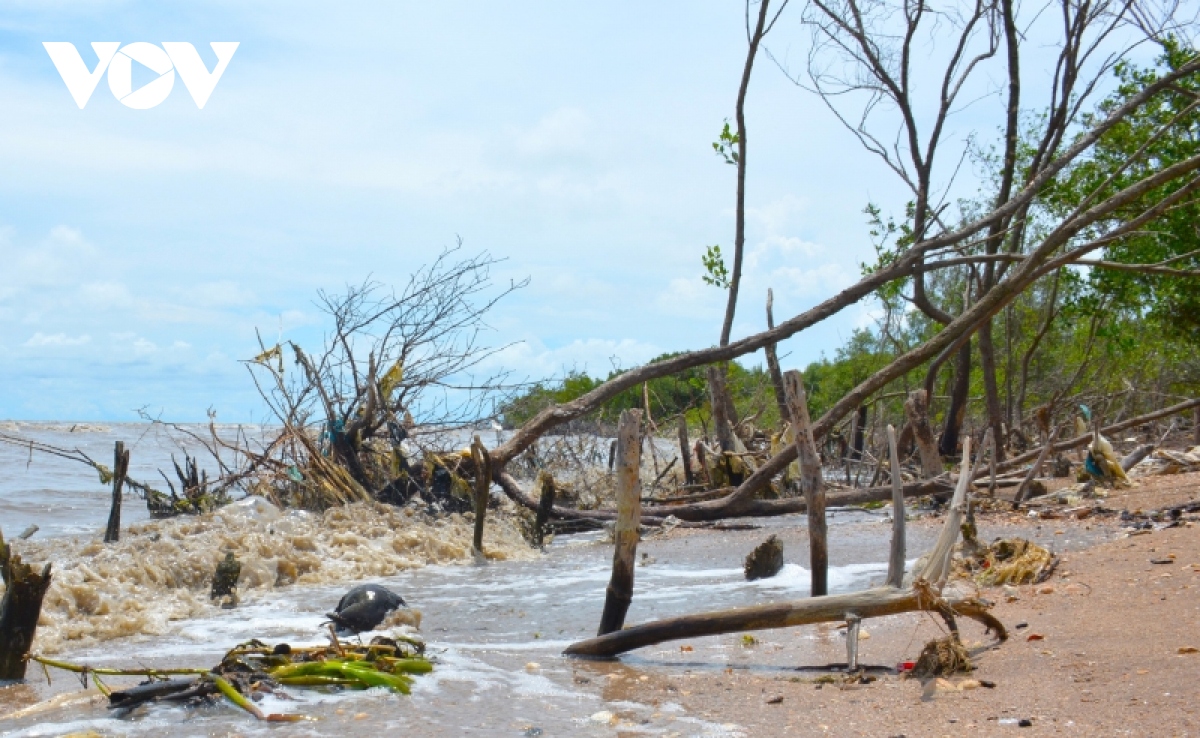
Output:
[
  {"xmin": 0, "ymin": 529, "xmax": 53, "ymax": 680},
  {"xmin": 564, "ymin": 439, "xmax": 1006, "ymax": 658}
]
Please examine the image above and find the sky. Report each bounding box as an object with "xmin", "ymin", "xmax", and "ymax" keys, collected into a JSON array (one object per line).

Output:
[{"xmin": 0, "ymin": 1, "xmax": 1133, "ymax": 422}]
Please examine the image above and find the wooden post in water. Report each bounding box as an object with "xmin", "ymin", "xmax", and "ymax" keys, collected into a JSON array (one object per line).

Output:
[
  {"xmin": 104, "ymin": 441, "xmax": 130, "ymax": 544},
  {"xmin": 0, "ymin": 528, "xmax": 53, "ymax": 680},
  {"xmin": 677, "ymin": 416, "xmax": 694, "ymax": 486},
  {"xmin": 533, "ymin": 472, "xmax": 556, "ymax": 548},
  {"xmin": 885, "ymin": 424, "xmax": 906, "ymax": 588},
  {"xmin": 904, "ymin": 390, "xmax": 942, "ymax": 479},
  {"xmin": 470, "ymin": 436, "xmax": 491, "ymax": 559},
  {"xmin": 597, "ymin": 409, "xmax": 643, "ymax": 636},
  {"xmin": 783, "ymin": 370, "xmax": 828, "ymax": 597}
]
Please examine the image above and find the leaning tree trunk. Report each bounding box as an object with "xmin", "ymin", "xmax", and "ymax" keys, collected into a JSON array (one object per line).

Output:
[{"xmin": 563, "ymin": 439, "xmax": 1005, "ymax": 658}]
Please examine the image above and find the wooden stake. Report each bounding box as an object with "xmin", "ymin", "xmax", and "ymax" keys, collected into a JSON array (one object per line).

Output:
[
  {"xmin": 677, "ymin": 416, "xmax": 694, "ymax": 486},
  {"xmin": 470, "ymin": 436, "xmax": 491, "ymax": 559},
  {"xmin": 0, "ymin": 528, "xmax": 53, "ymax": 680},
  {"xmin": 104, "ymin": 441, "xmax": 130, "ymax": 544},
  {"xmin": 845, "ymin": 613, "xmax": 862, "ymax": 670},
  {"xmin": 533, "ymin": 472, "xmax": 556, "ymax": 548},
  {"xmin": 597, "ymin": 409, "xmax": 643, "ymax": 636},
  {"xmin": 783, "ymin": 370, "xmax": 827, "ymax": 597},
  {"xmin": 904, "ymin": 390, "xmax": 942, "ymax": 479},
  {"xmin": 885, "ymin": 424, "xmax": 905, "ymax": 589}
]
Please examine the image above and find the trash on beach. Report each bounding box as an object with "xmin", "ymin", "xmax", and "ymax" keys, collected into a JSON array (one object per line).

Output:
[
  {"xmin": 31, "ymin": 635, "xmax": 433, "ymax": 723},
  {"xmin": 910, "ymin": 636, "xmax": 972, "ymax": 678},
  {"xmin": 956, "ymin": 537, "xmax": 1056, "ymax": 586}
]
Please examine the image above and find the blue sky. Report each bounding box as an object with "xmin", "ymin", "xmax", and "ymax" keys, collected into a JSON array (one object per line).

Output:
[{"xmin": 0, "ymin": 1, "xmax": 1086, "ymax": 421}]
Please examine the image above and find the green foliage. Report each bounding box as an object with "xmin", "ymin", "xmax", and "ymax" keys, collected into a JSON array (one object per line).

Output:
[
  {"xmin": 702, "ymin": 244, "xmax": 731, "ymax": 289},
  {"xmin": 712, "ymin": 119, "xmax": 740, "ymax": 165},
  {"xmin": 800, "ymin": 329, "xmax": 904, "ymax": 420},
  {"xmin": 1048, "ymin": 40, "xmax": 1200, "ymax": 341}
]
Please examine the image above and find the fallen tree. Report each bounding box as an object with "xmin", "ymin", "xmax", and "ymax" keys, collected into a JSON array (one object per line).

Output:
[{"xmin": 564, "ymin": 439, "xmax": 1006, "ymax": 658}]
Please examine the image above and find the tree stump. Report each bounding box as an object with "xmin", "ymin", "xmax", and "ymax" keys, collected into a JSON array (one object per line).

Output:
[
  {"xmin": 743, "ymin": 535, "xmax": 784, "ymax": 581},
  {"xmin": 104, "ymin": 441, "xmax": 130, "ymax": 543},
  {"xmin": 210, "ymin": 551, "xmax": 241, "ymax": 608},
  {"xmin": 533, "ymin": 472, "xmax": 556, "ymax": 548},
  {"xmin": 0, "ymin": 529, "xmax": 53, "ymax": 680},
  {"xmin": 905, "ymin": 389, "xmax": 942, "ymax": 479}
]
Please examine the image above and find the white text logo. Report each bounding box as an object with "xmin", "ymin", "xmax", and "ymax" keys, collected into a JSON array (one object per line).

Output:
[{"xmin": 43, "ymin": 42, "xmax": 239, "ymax": 109}]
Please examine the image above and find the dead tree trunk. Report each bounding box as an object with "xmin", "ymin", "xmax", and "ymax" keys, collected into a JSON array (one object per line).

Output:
[
  {"xmin": 597, "ymin": 409, "xmax": 643, "ymax": 636},
  {"xmin": 564, "ymin": 439, "xmax": 1002, "ymax": 658},
  {"xmin": 677, "ymin": 416, "xmax": 694, "ymax": 486},
  {"xmin": 783, "ymin": 370, "xmax": 827, "ymax": 597},
  {"xmin": 886, "ymin": 424, "xmax": 906, "ymax": 588},
  {"xmin": 533, "ymin": 472, "xmax": 556, "ymax": 547},
  {"xmin": 851, "ymin": 405, "xmax": 867, "ymax": 461},
  {"xmin": 905, "ymin": 389, "xmax": 942, "ymax": 478},
  {"xmin": 707, "ymin": 366, "xmax": 736, "ymax": 453},
  {"xmin": 104, "ymin": 441, "xmax": 130, "ymax": 544},
  {"xmin": 470, "ymin": 436, "xmax": 491, "ymax": 559},
  {"xmin": 0, "ymin": 529, "xmax": 53, "ymax": 680},
  {"xmin": 939, "ymin": 342, "xmax": 972, "ymax": 456}
]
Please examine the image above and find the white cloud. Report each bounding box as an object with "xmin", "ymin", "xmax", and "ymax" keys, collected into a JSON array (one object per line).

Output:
[{"xmin": 24, "ymin": 332, "xmax": 91, "ymax": 347}]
